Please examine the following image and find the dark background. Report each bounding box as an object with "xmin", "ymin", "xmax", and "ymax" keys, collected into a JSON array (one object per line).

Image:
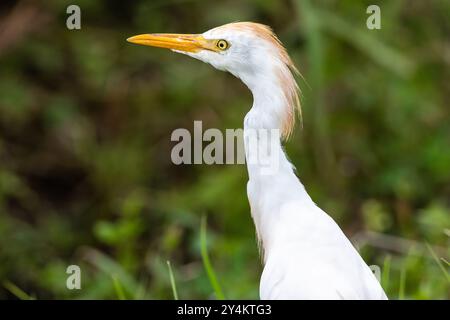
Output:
[{"xmin": 0, "ymin": 0, "xmax": 448, "ymax": 299}]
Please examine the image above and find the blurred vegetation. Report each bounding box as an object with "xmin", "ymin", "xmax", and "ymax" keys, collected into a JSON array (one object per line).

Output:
[{"xmin": 0, "ymin": 0, "xmax": 449, "ymax": 299}]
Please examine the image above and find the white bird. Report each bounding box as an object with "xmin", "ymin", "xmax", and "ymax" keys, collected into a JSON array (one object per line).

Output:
[{"xmin": 127, "ymin": 22, "xmax": 388, "ymax": 300}]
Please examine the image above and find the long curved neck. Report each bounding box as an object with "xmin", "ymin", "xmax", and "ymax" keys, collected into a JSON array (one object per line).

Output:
[
  {"xmin": 243, "ymin": 79, "xmax": 294, "ymax": 180},
  {"xmin": 243, "ymin": 80, "xmax": 308, "ymax": 257},
  {"xmin": 243, "ymin": 107, "xmax": 293, "ymax": 181}
]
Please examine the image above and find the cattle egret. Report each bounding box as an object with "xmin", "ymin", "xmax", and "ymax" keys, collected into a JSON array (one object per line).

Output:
[{"xmin": 127, "ymin": 22, "xmax": 388, "ymax": 300}]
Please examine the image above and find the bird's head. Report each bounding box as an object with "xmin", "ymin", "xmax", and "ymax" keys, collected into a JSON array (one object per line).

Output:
[{"xmin": 127, "ymin": 22, "xmax": 301, "ymax": 139}]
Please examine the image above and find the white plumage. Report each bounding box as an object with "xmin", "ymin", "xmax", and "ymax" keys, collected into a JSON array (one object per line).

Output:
[{"xmin": 127, "ymin": 22, "xmax": 388, "ymax": 300}]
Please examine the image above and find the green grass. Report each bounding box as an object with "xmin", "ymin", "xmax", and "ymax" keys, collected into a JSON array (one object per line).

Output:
[
  {"xmin": 442, "ymin": 258, "xmax": 449, "ymax": 267},
  {"xmin": 200, "ymin": 215, "xmax": 225, "ymax": 300},
  {"xmin": 111, "ymin": 274, "xmax": 127, "ymax": 300},
  {"xmin": 382, "ymin": 255, "xmax": 392, "ymax": 291},
  {"xmin": 166, "ymin": 260, "xmax": 179, "ymax": 300},
  {"xmin": 425, "ymin": 243, "xmax": 450, "ymax": 282},
  {"xmin": 3, "ymin": 281, "xmax": 34, "ymax": 300},
  {"xmin": 398, "ymin": 266, "xmax": 406, "ymax": 300}
]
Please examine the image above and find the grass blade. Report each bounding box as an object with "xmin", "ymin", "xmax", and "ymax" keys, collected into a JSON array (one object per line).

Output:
[
  {"xmin": 398, "ymin": 266, "xmax": 406, "ymax": 300},
  {"xmin": 200, "ymin": 215, "xmax": 225, "ymax": 300},
  {"xmin": 166, "ymin": 260, "xmax": 179, "ymax": 300},
  {"xmin": 425, "ymin": 243, "xmax": 449, "ymax": 282},
  {"xmin": 111, "ymin": 274, "xmax": 127, "ymax": 300},
  {"xmin": 83, "ymin": 248, "xmax": 140, "ymax": 296},
  {"xmin": 381, "ymin": 255, "xmax": 391, "ymax": 291},
  {"xmin": 441, "ymin": 258, "xmax": 449, "ymax": 267},
  {"xmin": 3, "ymin": 281, "xmax": 34, "ymax": 300}
]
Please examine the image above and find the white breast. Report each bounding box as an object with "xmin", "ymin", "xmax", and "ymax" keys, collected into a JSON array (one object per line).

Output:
[{"xmin": 254, "ymin": 199, "xmax": 388, "ymax": 300}]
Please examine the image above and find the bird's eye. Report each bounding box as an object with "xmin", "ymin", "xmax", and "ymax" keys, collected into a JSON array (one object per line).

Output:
[{"xmin": 216, "ymin": 39, "xmax": 229, "ymax": 51}]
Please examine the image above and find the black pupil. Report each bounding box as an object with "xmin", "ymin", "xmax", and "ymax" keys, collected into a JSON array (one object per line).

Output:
[{"xmin": 219, "ymin": 42, "xmax": 225, "ymax": 48}]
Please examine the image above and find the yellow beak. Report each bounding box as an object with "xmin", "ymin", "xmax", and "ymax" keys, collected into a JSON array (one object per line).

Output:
[{"xmin": 127, "ymin": 33, "xmax": 213, "ymax": 53}]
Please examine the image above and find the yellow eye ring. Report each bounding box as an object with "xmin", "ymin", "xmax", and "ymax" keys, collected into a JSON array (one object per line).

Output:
[{"xmin": 216, "ymin": 39, "xmax": 229, "ymax": 50}]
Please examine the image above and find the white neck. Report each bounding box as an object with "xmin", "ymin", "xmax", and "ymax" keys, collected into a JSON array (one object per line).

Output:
[
  {"xmin": 243, "ymin": 87, "xmax": 294, "ymax": 180},
  {"xmin": 242, "ymin": 79, "xmax": 310, "ymax": 259}
]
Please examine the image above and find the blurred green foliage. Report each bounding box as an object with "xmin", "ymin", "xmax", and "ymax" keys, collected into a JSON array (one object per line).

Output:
[{"xmin": 0, "ymin": 0, "xmax": 449, "ymax": 299}]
